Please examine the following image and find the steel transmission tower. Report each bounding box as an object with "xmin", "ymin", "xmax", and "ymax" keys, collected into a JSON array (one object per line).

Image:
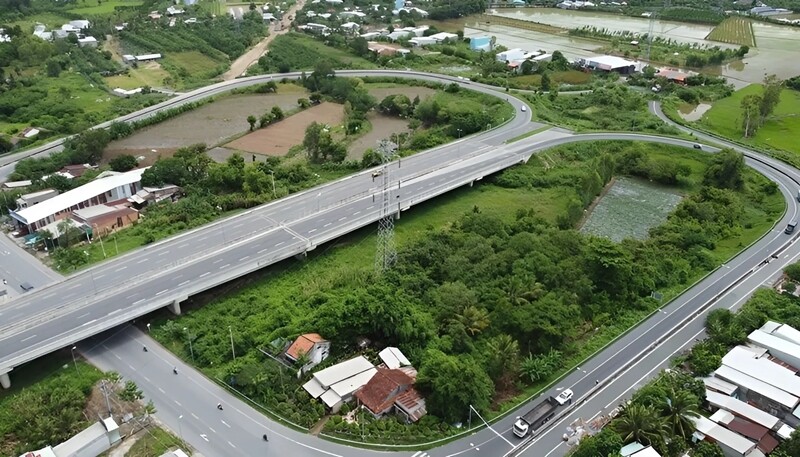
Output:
[
  {"xmin": 645, "ymin": 0, "xmax": 671, "ymax": 63},
  {"xmin": 375, "ymin": 139, "xmax": 397, "ymax": 273}
]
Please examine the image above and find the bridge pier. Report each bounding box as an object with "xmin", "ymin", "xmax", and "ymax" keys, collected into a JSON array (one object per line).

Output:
[
  {"xmin": 1, "ymin": 369, "xmax": 12, "ymax": 389},
  {"xmin": 169, "ymin": 296, "xmax": 187, "ymax": 315}
]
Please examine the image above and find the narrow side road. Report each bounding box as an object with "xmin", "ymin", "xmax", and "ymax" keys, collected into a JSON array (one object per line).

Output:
[{"xmin": 222, "ymin": 0, "xmax": 306, "ymax": 80}]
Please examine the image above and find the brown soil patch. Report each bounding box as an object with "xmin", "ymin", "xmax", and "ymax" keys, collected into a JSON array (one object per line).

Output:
[
  {"xmin": 85, "ymin": 378, "xmax": 152, "ymax": 438},
  {"xmin": 348, "ymin": 112, "xmax": 411, "ymax": 160},
  {"xmin": 226, "ymin": 102, "xmax": 345, "ymax": 156}
]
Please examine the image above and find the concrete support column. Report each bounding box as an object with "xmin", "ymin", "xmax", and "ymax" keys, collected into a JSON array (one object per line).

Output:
[
  {"xmin": 0, "ymin": 371, "xmax": 11, "ymax": 389},
  {"xmin": 169, "ymin": 296, "xmax": 187, "ymax": 316}
]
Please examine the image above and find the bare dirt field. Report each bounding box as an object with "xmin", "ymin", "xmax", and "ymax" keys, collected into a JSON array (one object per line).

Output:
[
  {"xmin": 225, "ymin": 102, "xmax": 345, "ymax": 156},
  {"xmin": 348, "ymin": 113, "xmax": 411, "ymax": 160},
  {"xmin": 106, "ymin": 93, "xmax": 302, "ymax": 153}
]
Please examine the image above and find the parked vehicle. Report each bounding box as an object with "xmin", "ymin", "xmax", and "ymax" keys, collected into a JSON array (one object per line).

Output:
[{"xmin": 513, "ymin": 396, "xmax": 559, "ymax": 438}]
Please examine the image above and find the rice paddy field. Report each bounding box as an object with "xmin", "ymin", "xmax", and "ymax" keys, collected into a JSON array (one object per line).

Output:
[{"xmin": 705, "ymin": 17, "xmax": 756, "ymax": 47}]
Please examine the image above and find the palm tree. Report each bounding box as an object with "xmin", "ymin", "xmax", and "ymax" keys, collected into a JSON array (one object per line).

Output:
[
  {"xmin": 613, "ymin": 403, "xmax": 667, "ymax": 447},
  {"xmin": 455, "ymin": 305, "xmax": 490, "ymax": 336},
  {"xmin": 661, "ymin": 388, "xmax": 701, "ymax": 440},
  {"xmin": 486, "ymin": 334, "xmax": 520, "ymax": 382}
]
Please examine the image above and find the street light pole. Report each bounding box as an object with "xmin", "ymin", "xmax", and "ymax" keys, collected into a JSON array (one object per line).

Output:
[
  {"xmin": 268, "ymin": 170, "xmax": 276, "ymax": 197},
  {"xmin": 184, "ymin": 327, "xmax": 194, "ymax": 362},
  {"xmin": 228, "ymin": 326, "xmax": 236, "ymax": 361},
  {"xmin": 94, "ymin": 225, "xmax": 106, "ymax": 258},
  {"xmin": 178, "ymin": 415, "xmax": 184, "ymax": 442},
  {"xmin": 71, "ymin": 346, "xmax": 78, "ymax": 373}
]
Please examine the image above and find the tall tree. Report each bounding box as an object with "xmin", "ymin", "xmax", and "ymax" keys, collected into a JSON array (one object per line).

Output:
[
  {"xmin": 703, "ymin": 149, "xmax": 745, "ymax": 190},
  {"xmin": 416, "ymin": 349, "xmax": 494, "ymax": 423},
  {"xmin": 758, "ymin": 74, "xmax": 783, "ymax": 125},
  {"xmin": 740, "ymin": 93, "xmax": 761, "ymax": 137},
  {"xmin": 660, "ymin": 388, "xmax": 701, "ymax": 440},
  {"xmin": 612, "ymin": 403, "xmax": 667, "ymax": 447}
]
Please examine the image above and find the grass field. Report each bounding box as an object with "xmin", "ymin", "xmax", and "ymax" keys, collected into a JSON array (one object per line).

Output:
[
  {"xmin": 66, "ymin": 0, "xmax": 143, "ymax": 14},
  {"xmin": 10, "ymin": 12, "xmax": 74, "ymax": 31},
  {"xmin": 164, "ymin": 51, "xmax": 227, "ymax": 75},
  {"xmin": 105, "ymin": 64, "xmax": 171, "ymax": 90},
  {"xmin": 705, "ymin": 17, "xmax": 756, "ymax": 47},
  {"xmin": 699, "ymin": 84, "xmax": 800, "ymax": 156}
]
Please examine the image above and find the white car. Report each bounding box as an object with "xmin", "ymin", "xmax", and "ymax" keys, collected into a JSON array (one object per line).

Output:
[{"xmin": 555, "ymin": 389, "xmax": 574, "ymax": 405}]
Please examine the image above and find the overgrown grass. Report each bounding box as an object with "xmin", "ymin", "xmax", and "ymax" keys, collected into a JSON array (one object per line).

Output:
[
  {"xmin": 165, "ymin": 51, "xmax": 227, "ymax": 75},
  {"xmin": 699, "ymin": 84, "xmax": 800, "ymax": 156},
  {"xmin": 511, "ymin": 70, "xmax": 591, "ymax": 88},
  {"xmin": 705, "ymin": 17, "xmax": 756, "ymax": 47},
  {"xmin": 105, "ymin": 66, "xmax": 171, "ymax": 90},
  {"xmin": 258, "ymin": 33, "xmax": 377, "ymax": 73}
]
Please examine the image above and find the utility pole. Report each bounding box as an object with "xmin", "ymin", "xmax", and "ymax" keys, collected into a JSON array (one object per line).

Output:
[
  {"xmin": 100, "ymin": 380, "xmax": 112, "ymax": 415},
  {"xmin": 229, "ymin": 326, "xmax": 236, "ymax": 361}
]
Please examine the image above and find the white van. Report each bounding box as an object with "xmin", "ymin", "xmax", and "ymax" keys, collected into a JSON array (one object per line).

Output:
[{"xmin": 521, "ymin": 106, "xmax": 527, "ymax": 112}]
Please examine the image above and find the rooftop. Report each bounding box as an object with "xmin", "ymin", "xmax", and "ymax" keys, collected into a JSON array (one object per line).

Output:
[
  {"xmin": 355, "ymin": 367, "xmax": 414, "ymax": 413},
  {"xmin": 12, "ymin": 168, "xmax": 147, "ymax": 225},
  {"xmin": 722, "ymin": 345, "xmax": 800, "ymax": 397},
  {"xmin": 693, "ymin": 415, "xmax": 756, "ymax": 454},
  {"xmin": 705, "ymin": 390, "xmax": 780, "ymax": 430},
  {"xmin": 584, "ymin": 55, "xmax": 637, "ymax": 69},
  {"xmin": 379, "ymin": 347, "xmax": 411, "ymax": 369},
  {"xmin": 762, "ymin": 320, "xmax": 800, "ymax": 346},
  {"xmin": 713, "ymin": 365, "xmax": 798, "ymax": 409},
  {"xmin": 73, "ymin": 204, "xmax": 133, "ymax": 221},
  {"xmin": 286, "ymin": 333, "xmax": 326, "ymax": 360},
  {"xmin": 312, "ymin": 356, "xmax": 374, "ymax": 389}
]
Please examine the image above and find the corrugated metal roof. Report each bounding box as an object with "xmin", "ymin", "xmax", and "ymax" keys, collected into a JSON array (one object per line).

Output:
[
  {"xmin": 312, "ymin": 356, "xmax": 373, "ymax": 388},
  {"xmin": 703, "ymin": 376, "xmax": 738, "ymax": 396},
  {"xmin": 705, "ymin": 390, "xmax": 780, "ymax": 429},
  {"xmin": 12, "ymin": 168, "xmax": 147, "ymax": 224},
  {"xmin": 693, "ymin": 415, "xmax": 756, "ymax": 454},
  {"xmin": 379, "ymin": 347, "xmax": 410, "ymax": 369},
  {"xmin": 713, "ymin": 366, "xmax": 798, "ymax": 409},
  {"xmin": 724, "ymin": 345, "xmax": 800, "ymax": 397},
  {"xmin": 749, "ymin": 329, "xmax": 800, "ymax": 364}
]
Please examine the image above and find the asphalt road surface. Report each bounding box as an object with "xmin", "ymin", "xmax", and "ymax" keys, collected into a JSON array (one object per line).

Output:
[{"xmin": 4, "ymin": 73, "xmax": 800, "ymax": 457}]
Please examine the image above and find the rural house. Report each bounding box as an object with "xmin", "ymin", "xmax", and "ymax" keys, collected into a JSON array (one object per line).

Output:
[
  {"xmin": 355, "ymin": 367, "xmax": 427, "ymax": 422},
  {"xmin": 285, "ymin": 333, "xmax": 331, "ymax": 372},
  {"xmin": 302, "ymin": 356, "xmax": 377, "ymax": 412}
]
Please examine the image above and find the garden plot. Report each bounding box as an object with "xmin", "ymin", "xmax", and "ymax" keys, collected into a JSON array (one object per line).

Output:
[
  {"xmin": 580, "ymin": 176, "xmax": 683, "ymax": 242},
  {"xmin": 226, "ymin": 102, "xmax": 345, "ymax": 156}
]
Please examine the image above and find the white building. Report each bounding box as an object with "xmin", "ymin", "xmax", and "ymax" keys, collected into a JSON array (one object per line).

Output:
[
  {"xmin": 69, "ymin": 20, "xmax": 91, "ymax": 30},
  {"xmin": 285, "ymin": 333, "xmax": 331, "ymax": 372},
  {"xmin": 135, "ymin": 53, "xmax": 162, "ymax": 61},
  {"xmin": 379, "ymin": 347, "xmax": 411, "ymax": 369},
  {"xmin": 496, "ymin": 48, "xmax": 527, "ymax": 62},
  {"xmin": 692, "ymin": 416, "xmax": 762, "ymax": 457},
  {"xmin": 302, "ymin": 356, "xmax": 377, "ymax": 412},
  {"xmin": 706, "ymin": 390, "xmax": 795, "ymax": 439},
  {"xmin": 748, "ymin": 328, "xmax": 800, "ymax": 370},
  {"xmin": 713, "ymin": 365, "xmax": 799, "ymax": 412},
  {"xmin": 722, "ymin": 346, "xmax": 800, "ymax": 399},
  {"xmin": 759, "ymin": 321, "xmax": 800, "ymax": 346},
  {"xmin": 429, "ymin": 31, "xmax": 458, "ymax": 43},
  {"xmin": 9, "ymin": 168, "xmax": 147, "ymax": 233},
  {"xmin": 78, "ymin": 36, "xmax": 98, "ymax": 47},
  {"xmin": 408, "ymin": 36, "xmax": 436, "ymax": 47}
]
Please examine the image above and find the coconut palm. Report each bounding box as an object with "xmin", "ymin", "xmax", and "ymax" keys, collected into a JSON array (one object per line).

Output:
[
  {"xmin": 612, "ymin": 403, "xmax": 667, "ymax": 447},
  {"xmin": 661, "ymin": 388, "xmax": 701, "ymax": 440},
  {"xmin": 455, "ymin": 305, "xmax": 490, "ymax": 336},
  {"xmin": 486, "ymin": 334, "xmax": 521, "ymax": 381}
]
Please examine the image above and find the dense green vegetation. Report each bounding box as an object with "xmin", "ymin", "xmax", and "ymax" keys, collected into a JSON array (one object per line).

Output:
[
  {"xmin": 524, "ymin": 84, "xmax": 678, "ymax": 134},
  {"xmin": 256, "ymin": 33, "xmax": 376, "ymax": 74},
  {"xmin": 0, "ymin": 359, "xmax": 103, "ymax": 457},
  {"xmin": 150, "ymin": 141, "xmax": 780, "ymax": 443},
  {"xmin": 631, "ymin": 70, "xmax": 733, "ymax": 105}
]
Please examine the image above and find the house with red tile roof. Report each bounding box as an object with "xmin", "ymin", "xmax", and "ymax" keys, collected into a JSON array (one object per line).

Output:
[
  {"xmin": 285, "ymin": 333, "xmax": 330, "ymax": 372},
  {"xmin": 355, "ymin": 367, "xmax": 427, "ymax": 422}
]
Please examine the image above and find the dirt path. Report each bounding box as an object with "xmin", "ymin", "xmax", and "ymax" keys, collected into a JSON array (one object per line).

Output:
[{"xmin": 222, "ymin": 0, "xmax": 306, "ymax": 80}]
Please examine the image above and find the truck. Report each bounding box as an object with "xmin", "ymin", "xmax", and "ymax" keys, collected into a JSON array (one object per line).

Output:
[{"xmin": 513, "ymin": 396, "xmax": 559, "ymax": 438}]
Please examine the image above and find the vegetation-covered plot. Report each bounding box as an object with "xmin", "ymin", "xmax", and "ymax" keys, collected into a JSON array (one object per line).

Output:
[
  {"xmin": 581, "ymin": 177, "xmax": 683, "ymax": 242},
  {"xmin": 152, "ymin": 141, "xmax": 781, "ymax": 444},
  {"xmin": 700, "ymin": 84, "xmax": 800, "ymax": 157},
  {"xmin": 706, "ymin": 17, "xmax": 756, "ymax": 48},
  {"xmin": 66, "ymin": 0, "xmax": 144, "ymax": 15}
]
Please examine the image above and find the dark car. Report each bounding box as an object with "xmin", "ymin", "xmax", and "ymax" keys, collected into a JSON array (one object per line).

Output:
[{"xmin": 693, "ymin": 143, "xmax": 702, "ymax": 150}]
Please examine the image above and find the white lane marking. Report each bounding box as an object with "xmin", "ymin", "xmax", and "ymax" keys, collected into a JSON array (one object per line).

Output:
[
  {"xmin": 108, "ymin": 309, "xmax": 121, "ymax": 316},
  {"xmin": 21, "ymin": 334, "xmax": 37, "ymax": 342},
  {"xmin": 114, "ymin": 354, "xmax": 121, "ymax": 360},
  {"xmin": 126, "ymin": 294, "xmax": 138, "ymax": 299},
  {"xmin": 175, "ymin": 400, "xmax": 182, "ymax": 406},
  {"xmin": 200, "ymin": 434, "xmax": 209, "ymax": 442},
  {"xmin": 209, "ymin": 427, "xmax": 217, "ymax": 434},
  {"xmin": 199, "ymin": 272, "xmax": 210, "ymax": 278},
  {"xmin": 68, "ymin": 283, "xmax": 82, "ymax": 290},
  {"xmin": 77, "ymin": 312, "xmax": 90, "ymax": 319},
  {"xmin": 221, "ymin": 420, "xmax": 231, "ymax": 428},
  {"xmin": 143, "ymin": 376, "xmax": 150, "ymax": 382},
  {"xmin": 191, "ymin": 413, "xmax": 199, "ymax": 420},
  {"xmin": 40, "ymin": 292, "xmax": 56, "ymax": 299},
  {"xmin": 136, "ymin": 258, "xmax": 148, "ymax": 264},
  {"xmin": 228, "ymin": 441, "xmax": 236, "ymax": 449},
  {"xmin": 158, "ymin": 251, "xmax": 169, "ymax": 256},
  {"xmin": 258, "ymin": 248, "xmax": 268, "ymax": 254},
  {"xmin": 95, "ymin": 274, "xmax": 106, "ymax": 280},
  {"xmin": 133, "ymin": 299, "xmax": 145, "ymax": 305},
  {"xmin": 158, "ymin": 387, "xmax": 165, "ymax": 394},
  {"xmin": 213, "ymin": 259, "xmax": 223, "ymax": 264},
  {"xmin": 338, "ymin": 217, "xmax": 346, "ymax": 221},
  {"xmin": 367, "ymin": 205, "xmax": 375, "ymax": 210},
  {"xmin": 309, "ymin": 228, "xmax": 317, "ymax": 233},
  {"xmin": 81, "ymin": 319, "xmax": 97, "ymax": 327},
  {"xmin": 220, "ymin": 264, "xmax": 230, "ymax": 269},
  {"xmin": 198, "ymin": 236, "xmax": 208, "ymax": 241},
  {"xmin": 178, "ymin": 280, "xmax": 190, "ymax": 287},
  {"xmin": 239, "ymin": 256, "xmax": 250, "ymax": 261},
  {"xmin": 177, "ymin": 243, "xmax": 189, "ymax": 249},
  {"xmin": 324, "ymin": 223, "xmax": 332, "ymax": 227},
  {"xmin": 354, "ymin": 211, "xmax": 361, "ymax": 215},
  {"xmin": 155, "ymin": 289, "xmax": 168, "ymax": 296},
  {"xmin": 275, "ymin": 241, "xmax": 284, "ymax": 247},
  {"xmin": 115, "ymin": 266, "xmax": 127, "ymax": 272}
]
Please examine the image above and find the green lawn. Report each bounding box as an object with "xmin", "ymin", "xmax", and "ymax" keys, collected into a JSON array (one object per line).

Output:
[
  {"xmin": 105, "ymin": 66, "xmax": 171, "ymax": 90},
  {"xmin": 699, "ymin": 84, "xmax": 800, "ymax": 156},
  {"xmin": 66, "ymin": 0, "xmax": 144, "ymax": 14},
  {"xmin": 164, "ymin": 51, "xmax": 227, "ymax": 75}
]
